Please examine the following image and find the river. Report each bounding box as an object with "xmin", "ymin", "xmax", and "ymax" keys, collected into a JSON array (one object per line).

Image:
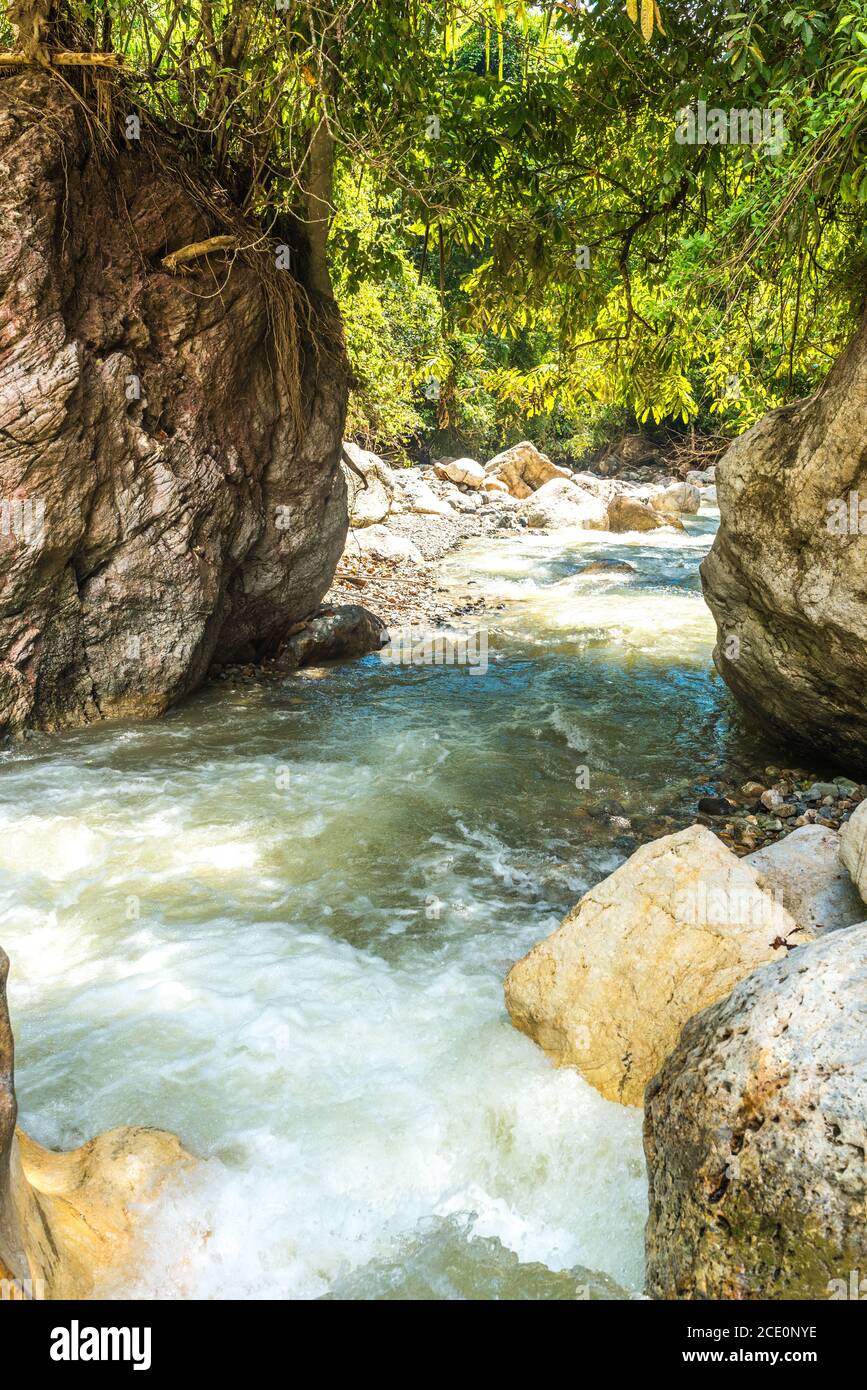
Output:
[{"xmin": 0, "ymin": 503, "xmax": 774, "ymax": 1299}]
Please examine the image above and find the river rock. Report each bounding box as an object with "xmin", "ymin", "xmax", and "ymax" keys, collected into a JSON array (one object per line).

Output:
[
  {"xmin": 277, "ymin": 605, "xmax": 387, "ymax": 669},
  {"xmin": 0, "ymin": 947, "xmax": 193, "ymax": 1299},
  {"xmin": 650, "ymin": 482, "xmax": 701, "ymax": 514},
  {"xmin": 0, "ymin": 72, "xmax": 348, "ymax": 738},
  {"xmin": 342, "ymin": 443, "xmax": 395, "ymax": 526},
  {"xmin": 607, "ymin": 495, "xmax": 668, "ymax": 533},
  {"xmin": 745, "ymin": 825, "xmax": 864, "ymax": 935},
  {"xmin": 434, "ymin": 457, "xmax": 485, "ymax": 489},
  {"xmin": 576, "ymin": 559, "xmax": 637, "ymax": 576},
  {"xmin": 644, "ymin": 925, "xmax": 867, "ymax": 1300},
  {"xmin": 686, "ymin": 467, "xmax": 716, "ymax": 486},
  {"xmin": 700, "ymin": 310, "xmax": 867, "ymax": 765},
  {"xmin": 522, "ymin": 479, "xmax": 608, "ymax": 530},
  {"xmin": 839, "ymin": 798, "xmax": 867, "ymax": 903},
  {"xmin": 504, "ymin": 825, "xmax": 800, "ymax": 1106},
  {"xmin": 348, "ymin": 525, "xmax": 422, "ymax": 563},
  {"xmin": 483, "ymin": 441, "xmax": 572, "ymax": 499},
  {"xmin": 394, "ymin": 472, "xmax": 455, "ymax": 516}
]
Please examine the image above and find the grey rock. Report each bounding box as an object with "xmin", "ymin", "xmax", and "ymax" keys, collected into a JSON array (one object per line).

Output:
[
  {"xmin": 746, "ymin": 825, "xmax": 864, "ymax": 935},
  {"xmin": 645, "ymin": 925, "xmax": 867, "ymax": 1300}
]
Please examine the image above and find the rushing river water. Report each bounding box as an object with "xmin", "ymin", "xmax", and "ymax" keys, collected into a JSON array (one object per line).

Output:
[{"xmin": 0, "ymin": 505, "xmax": 776, "ymax": 1300}]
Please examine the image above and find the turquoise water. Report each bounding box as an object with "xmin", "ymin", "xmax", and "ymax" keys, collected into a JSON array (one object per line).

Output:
[{"xmin": 0, "ymin": 506, "xmax": 772, "ymax": 1299}]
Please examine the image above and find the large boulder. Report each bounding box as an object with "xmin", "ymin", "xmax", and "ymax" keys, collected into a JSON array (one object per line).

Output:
[
  {"xmin": 839, "ymin": 798, "xmax": 867, "ymax": 903},
  {"xmin": 434, "ymin": 457, "xmax": 486, "ymax": 489},
  {"xmin": 483, "ymin": 441, "xmax": 571, "ymax": 499},
  {"xmin": 393, "ymin": 472, "xmax": 455, "ymax": 517},
  {"xmin": 276, "ymin": 605, "xmax": 386, "ymax": 669},
  {"xmin": 700, "ymin": 311, "xmax": 867, "ymax": 766},
  {"xmin": 644, "ymin": 925, "xmax": 867, "ymax": 1300},
  {"xmin": 746, "ymin": 825, "xmax": 864, "ymax": 935},
  {"xmin": 0, "ymin": 947, "xmax": 193, "ymax": 1299},
  {"xmin": 650, "ymin": 482, "xmax": 701, "ymax": 515},
  {"xmin": 504, "ymin": 826, "xmax": 802, "ymax": 1106},
  {"xmin": 0, "ymin": 73, "xmax": 348, "ymax": 737},
  {"xmin": 342, "ymin": 443, "xmax": 395, "ymax": 526},
  {"xmin": 607, "ymin": 494, "xmax": 678, "ymax": 533},
  {"xmin": 348, "ymin": 524, "xmax": 422, "ymax": 564},
  {"xmin": 522, "ymin": 478, "xmax": 609, "ymax": 531}
]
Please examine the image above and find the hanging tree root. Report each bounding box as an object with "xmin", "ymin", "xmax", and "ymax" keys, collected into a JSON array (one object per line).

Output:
[
  {"xmin": 161, "ymin": 235, "xmax": 239, "ymax": 273},
  {"xmin": 0, "ymin": 50, "xmax": 126, "ymax": 68}
]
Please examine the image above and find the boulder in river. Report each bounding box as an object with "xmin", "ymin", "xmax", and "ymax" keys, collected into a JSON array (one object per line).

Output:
[
  {"xmin": 644, "ymin": 925, "xmax": 867, "ymax": 1300},
  {"xmin": 0, "ymin": 947, "xmax": 193, "ymax": 1299},
  {"xmin": 342, "ymin": 443, "xmax": 396, "ymax": 526},
  {"xmin": 746, "ymin": 824, "xmax": 864, "ymax": 935},
  {"xmin": 839, "ymin": 798, "xmax": 867, "ymax": 904},
  {"xmin": 277, "ymin": 605, "xmax": 387, "ymax": 669},
  {"xmin": 504, "ymin": 825, "xmax": 802, "ymax": 1106},
  {"xmin": 0, "ymin": 72, "xmax": 348, "ymax": 738},
  {"xmin": 522, "ymin": 479, "xmax": 608, "ymax": 530},
  {"xmin": 607, "ymin": 495, "xmax": 678, "ymax": 533},
  {"xmin": 650, "ymin": 482, "xmax": 701, "ymax": 515},
  {"xmin": 434, "ymin": 457, "xmax": 486, "ymax": 489},
  {"xmin": 483, "ymin": 441, "xmax": 572, "ymax": 499},
  {"xmin": 700, "ymin": 310, "xmax": 867, "ymax": 767}
]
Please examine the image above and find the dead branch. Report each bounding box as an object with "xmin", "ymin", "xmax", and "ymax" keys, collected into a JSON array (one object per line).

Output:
[{"xmin": 161, "ymin": 235, "xmax": 238, "ymax": 272}]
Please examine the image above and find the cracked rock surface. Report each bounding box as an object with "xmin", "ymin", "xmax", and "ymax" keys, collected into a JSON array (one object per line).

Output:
[{"xmin": 644, "ymin": 924, "xmax": 867, "ymax": 1299}]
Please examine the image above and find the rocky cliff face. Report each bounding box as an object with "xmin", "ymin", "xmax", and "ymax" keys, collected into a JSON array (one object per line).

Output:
[
  {"xmin": 700, "ymin": 310, "xmax": 867, "ymax": 768},
  {"xmin": 0, "ymin": 72, "xmax": 348, "ymax": 735}
]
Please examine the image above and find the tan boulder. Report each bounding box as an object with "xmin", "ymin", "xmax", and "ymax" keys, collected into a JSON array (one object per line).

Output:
[
  {"xmin": 504, "ymin": 825, "xmax": 804, "ymax": 1106},
  {"xmin": 839, "ymin": 798, "xmax": 867, "ymax": 903},
  {"xmin": 484, "ymin": 440, "xmax": 572, "ymax": 498},
  {"xmin": 607, "ymin": 494, "xmax": 682, "ymax": 532},
  {"xmin": 0, "ymin": 947, "xmax": 193, "ymax": 1299},
  {"xmin": 434, "ymin": 457, "xmax": 486, "ymax": 489}
]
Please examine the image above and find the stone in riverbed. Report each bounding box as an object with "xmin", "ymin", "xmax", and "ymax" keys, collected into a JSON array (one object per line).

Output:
[
  {"xmin": 394, "ymin": 472, "xmax": 455, "ymax": 516},
  {"xmin": 504, "ymin": 825, "xmax": 801, "ymax": 1106},
  {"xmin": 342, "ymin": 442, "xmax": 395, "ymax": 526},
  {"xmin": 607, "ymin": 494, "xmax": 680, "ymax": 533},
  {"xmin": 483, "ymin": 441, "xmax": 572, "ymax": 499},
  {"xmin": 804, "ymin": 781, "xmax": 840, "ymax": 802},
  {"xmin": 745, "ymin": 825, "xmax": 864, "ymax": 935},
  {"xmin": 0, "ymin": 947, "xmax": 194, "ymax": 1298},
  {"xmin": 575, "ymin": 560, "xmax": 637, "ymax": 576},
  {"xmin": 522, "ymin": 478, "xmax": 608, "ymax": 530},
  {"xmin": 434, "ymin": 457, "xmax": 486, "ymax": 489},
  {"xmin": 839, "ymin": 798, "xmax": 867, "ymax": 903},
  {"xmin": 348, "ymin": 525, "xmax": 422, "ymax": 563},
  {"xmin": 277, "ymin": 605, "xmax": 387, "ymax": 669},
  {"xmin": 644, "ymin": 926, "xmax": 867, "ymax": 1300},
  {"xmin": 649, "ymin": 482, "xmax": 701, "ymax": 514}
]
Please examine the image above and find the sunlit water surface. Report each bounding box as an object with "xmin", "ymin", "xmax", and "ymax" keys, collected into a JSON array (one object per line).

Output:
[{"xmin": 0, "ymin": 506, "xmax": 774, "ymax": 1299}]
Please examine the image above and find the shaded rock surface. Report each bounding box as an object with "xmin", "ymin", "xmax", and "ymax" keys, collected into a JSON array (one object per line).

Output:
[
  {"xmin": 0, "ymin": 72, "xmax": 347, "ymax": 737},
  {"xmin": 0, "ymin": 946, "xmax": 192, "ymax": 1299},
  {"xmin": 644, "ymin": 925, "xmax": 867, "ymax": 1300},
  {"xmin": 700, "ymin": 310, "xmax": 867, "ymax": 767},
  {"xmin": 504, "ymin": 825, "xmax": 801, "ymax": 1106},
  {"xmin": 746, "ymin": 825, "xmax": 864, "ymax": 935},
  {"xmin": 276, "ymin": 604, "xmax": 386, "ymax": 669}
]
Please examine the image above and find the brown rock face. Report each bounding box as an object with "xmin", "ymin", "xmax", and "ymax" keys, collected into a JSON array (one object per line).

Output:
[
  {"xmin": 0, "ymin": 72, "xmax": 348, "ymax": 736},
  {"xmin": 0, "ymin": 945, "xmax": 193, "ymax": 1299},
  {"xmin": 700, "ymin": 310, "xmax": 867, "ymax": 768}
]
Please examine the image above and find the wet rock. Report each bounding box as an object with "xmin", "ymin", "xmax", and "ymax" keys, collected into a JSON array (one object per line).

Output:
[
  {"xmin": 644, "ymin": 926, "xmax": 867, "ymax": 1300},
  {"xmin": 504, "ymin": 825, "xmax": 800, "ymax": 1106},
  {"xmin": 342, "ymin": 442, "xmax": 395, "ymax": 527},
  {"xmin": 576, "ymin": 560, "xmax": 637, "ymax": 576},
  {"xmin": 277, "ymin": 605, "xmax": 387, "ymax": 670},
  {"xmin": 697, "ymin": 796, "xmax": 733, "ymax": 817},
  {"xmin": 0, "ymin": 73, "xmax": 348, "ymax": 738},
  {"xmin": 804, "ymin": 781, "xmax": 840, "ymax": 802},
  {"xmin": 0, "ymin": 946, "xmax": 193, "ymax": 1298},
  {"xmin": 483, "ymin": 441, "xmax": 572, "ymax": 499},
  {"xmin": 745, "ymin": 825, "xmax": 864, "ymax": 935}
]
